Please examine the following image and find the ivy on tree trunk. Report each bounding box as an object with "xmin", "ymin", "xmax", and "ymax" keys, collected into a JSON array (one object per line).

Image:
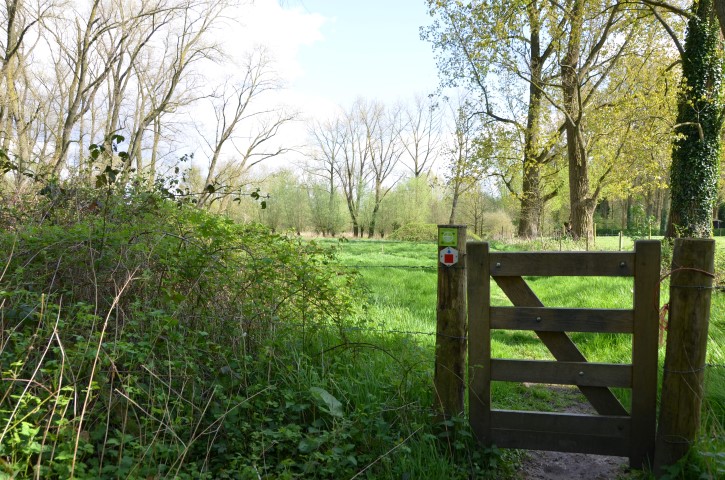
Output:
[{"xmin": 668, "ymin": 0, "xmax": 724, "ymax": 238}]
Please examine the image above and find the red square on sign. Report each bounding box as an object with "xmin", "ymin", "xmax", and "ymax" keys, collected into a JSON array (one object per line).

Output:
[{"xmin": 444, "ymin": 253, "xmax": 454, "ymax": 263}]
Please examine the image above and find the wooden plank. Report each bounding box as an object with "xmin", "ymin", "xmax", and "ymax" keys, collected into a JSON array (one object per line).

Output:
[
  {"xmin": 491, "ymin": 359, "xmax": 632, "ymax": 387},
  {"xmin": 490, "ymin": 252, "xmax": 635, "ymax": 277},
  {"xmin": 467, "ymin": 242, "xmax": 490, "ymax": 444},
  {"xmin": 435, "ymin": 226, "xmax": 467, "ymax": 419},
  {"xmin": 490, "ymin": 306, "xmax": 634, "ymax": 333},
  {"xmin": 630, "ymin": 240, "xmax": 660, "ymax": 469},
  {"xmin": 491, "ymin": 410, "xmax": 630, "ymax": 437},
  {"xmin": 494, "ymin": 276, "xmax": 628, "ymax": 416},
  {"xmin": 654, "ymin": 239, "xmax": 715, "ymax": 474},
  {"xmin": 491, "ymin": 429, "xmax": 630, "ymax": 457}
]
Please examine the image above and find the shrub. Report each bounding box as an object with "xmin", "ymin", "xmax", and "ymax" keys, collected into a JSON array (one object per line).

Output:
[
  {"xmin": 0, "ymin": 185, "xmax": 357, "ymax": 351},
  {"xmin": 389, "ymin": 223, "xmax": 438, "ymax": 242},
  {"xmin": 0, "ymin": 184, "xmax": 362, "ymax": 478},
  {"xmin": 715, "ymin": 244, "xmax": 724, "ymax": 288},
  {"xmin": 481, "ymin": 211, "xmax": 515, "ymax": 240},
  {"xmin": 388, "ymin": 223, "xmax": 481, "ymax": 243}
]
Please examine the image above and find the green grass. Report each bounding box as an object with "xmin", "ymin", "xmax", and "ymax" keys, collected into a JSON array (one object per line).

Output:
[{"xmin": 329, "ymin": 237, "xmax": 725, "ymax": 476}]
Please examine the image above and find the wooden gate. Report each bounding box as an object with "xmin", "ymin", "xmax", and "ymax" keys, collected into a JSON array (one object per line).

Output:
[{"xmin": 466, "ymin": 241, "xmax": 660, "ymax": 468}]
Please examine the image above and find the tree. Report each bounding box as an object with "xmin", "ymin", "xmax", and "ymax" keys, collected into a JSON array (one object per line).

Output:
[
  {"xmin": 558, "ymin": 0, "xmax": 627, "ymax": 240},
  {"xmin": 666, "ymin": 0, "xmax": 723, "ymax": 237},
  {"xmin": 124, "ymin": 0, "xmax": 229, "ymax": 175},
  {"xmin": 197, "ymin": 47, "xmax": 295, "ymax": 208},
  {"xmin": 443, "ymin": 95, "xmax": 493, "ymax": 224},
  {"xmin": 101, "ymin": 0, "xmax": 178, "ymax": 159},
  {"xmin": 0, "ymin": 0, "xmax": 55, "ymax": 187},
  {"xmin": 260, "ymin": 169, "xmax": 309, "ymax": 234},
  {"xmin": 364, "ymin": 100, "xmax": 403, "ymax": 237},
  {"xmin": 424, "ymin": 0, "xmax": 562, "ymax": 238},
  {"xmin": 588, "ymin": 38, "xmax": 677, "ymax": 233},
  {"xmin": 47, "ymin": 0, "xmax": 122, "ymax": 175},
  {"xmin": 307, "ymin": 115, "xmax": 346, "ymax": 236},
  {"xmin": 533, "ymin": 0, "xmax": 679, "ymax": 241},
  {"xmin": 335, "ymin": 98, "xmax": 374, "ymax": 237},
  {"xmin": 397, "ymin": 93, "xmax": 441, "ymax": 177}
]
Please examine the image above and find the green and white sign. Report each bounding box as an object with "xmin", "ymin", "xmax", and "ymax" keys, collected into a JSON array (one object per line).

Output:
[{"xmin": 438, "ymin": 228, "xmax": 458, "ymax": 247}]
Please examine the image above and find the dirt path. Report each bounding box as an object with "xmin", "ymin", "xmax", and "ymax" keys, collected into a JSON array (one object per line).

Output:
[
  {"xmin": 515, "ymin": 450, "xmax": 630, "ymax": 479},
  {"xmin": 512, "ymin": 385, "xmax": 634, "ymax": 480}
]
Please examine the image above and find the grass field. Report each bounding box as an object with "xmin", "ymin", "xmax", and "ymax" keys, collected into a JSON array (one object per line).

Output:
[
  {"xmin": 324, "ymin": 235, "xmax": 725, "ymax": 477},
  {"xmin": 4, "ymin": 226, "xmax": 720, "ymax": 478}
]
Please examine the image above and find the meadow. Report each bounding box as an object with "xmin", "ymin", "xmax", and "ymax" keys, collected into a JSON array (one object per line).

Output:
[{"xmin": 327, "ymin": 235, "xmax": 725, "ymax": 477}]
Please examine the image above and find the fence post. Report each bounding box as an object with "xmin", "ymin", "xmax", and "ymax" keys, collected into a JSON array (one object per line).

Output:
[
  {"xmin": 435, "ymin": 225, "xmax": 467, "ymax": 424},
  {"xmin": 654, "ymin": 239, "xmax": 716, "ymax": 475},
  {"xmin": 631, "ymin": 240, "xmax": 661, "ymax": 469}
]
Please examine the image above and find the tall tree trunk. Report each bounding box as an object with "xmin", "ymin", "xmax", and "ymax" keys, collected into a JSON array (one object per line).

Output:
[
  {"xmin": 518, "ymin": 0, "xmax": 546, "ymax": 238},
  {"xmin": 449, "ymin": 183, "xmax": 460, "ymax": 225},
  {"xmin": 562, "ymin": 0, "xmax": 594, "ymax": 241},
  {"xmin": 327, "ymin": 176, "xmax": 336, "ymax": 236},
  {"xmin": 368, "ymin": 204, "xmax": 379, "ymax": 238},
  {"xmin": 519, "ymin": 164, "xmax": 542, "ymax": 238},
  {"xmin": 667, "ymin": 0, "xmax": 723, "ymax": 238}
]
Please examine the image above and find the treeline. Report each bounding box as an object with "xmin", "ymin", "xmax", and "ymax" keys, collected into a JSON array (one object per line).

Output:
[
  {"xmin": 0, "ymin": 0, "xmax": 293, "ymax": 201},
  {"xmin": 2, "ymin": 0, "xmax": 725, "ymax": 241},
  {"xmin": 423, "ymin": 0, "xmax": 725, "ymax": 240},
  {"xmin": 227, "ymin": 167, "xmax": 675, "ymax": 240}
]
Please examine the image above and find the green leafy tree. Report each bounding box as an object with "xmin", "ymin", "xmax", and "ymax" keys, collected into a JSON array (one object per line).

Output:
[
  {"xmin": 424, "ymin": 0, "xmax": 561, "ymax": 238},
  {"xmin": 307, "ymin": 116, "xmax": 346, "ymax": 235},
  {"xmin": 443, "ymin": 94, "xmax": 496, "ymax": 224}
]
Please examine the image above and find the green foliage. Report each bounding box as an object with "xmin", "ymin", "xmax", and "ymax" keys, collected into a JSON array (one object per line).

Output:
[
  {"xmin": 388, "ymin": 223, "xmax": 439, "ymax": 242},
  {"xmin": 0, "ymin": 184, "xmax": 364, "ymax": 477},
  {"xmin": 715, "ymin": 245, "xmax": 724, "ymax": 287},
  {"xmin": 4, "ymin": 179, "xmax": 720, "ymax": 478},
  {"xmin": 655, "ymin": 438, "xmax": 725, "ymax": 480},
  {"xmin": 669, "ymin": 0, "xmax": 724, "ymax": 238},
  {"xmin": 1, "ymin": 185, "xmax": 356, "ymax": 349},
  {"xmin": 480, "ymin": 211, "xmax": 515, "ymax": 240},
  {"xmin": 626, "ymin": 204, "xmax": 658, "ymax": 240}
]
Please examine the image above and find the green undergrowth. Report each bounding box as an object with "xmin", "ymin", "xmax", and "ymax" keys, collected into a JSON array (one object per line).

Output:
[
  {"xmin": 0, "ymin": 188, "xmax": 513, "ymax": 479},
  {"xmin": 2, "ymin": 196, "xmax": 723, "ymax": 479}
]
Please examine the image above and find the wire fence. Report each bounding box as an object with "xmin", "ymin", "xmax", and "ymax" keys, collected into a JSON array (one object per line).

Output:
[
  {"xmin": 273, "ymin": 320, "xmax": 725, "ymax": 373},
  {"xmin": 326, "ymin": 250, "xmax": 724, "ymax": 370},
  {"xmin": 339, "ymin": 264, "xmax": 437, "ymax": 270},
  {"xmin": 337, "ymin": 263, "xmax": 724, "ymax": 291}
]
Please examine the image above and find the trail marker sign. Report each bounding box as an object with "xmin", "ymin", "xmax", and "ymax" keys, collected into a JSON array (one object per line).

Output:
[
  {"xmin": 439, "ymin": 247, "xmax": 459, "ymax": 266},
  {"xmin": 439, "ymin": 228, "xmax": 458, "ymax": 246}
]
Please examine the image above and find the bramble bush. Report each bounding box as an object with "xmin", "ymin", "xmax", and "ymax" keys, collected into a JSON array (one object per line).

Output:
[
  {"xmin": 0, "ymin": 182, "xmax": 369, "ymax": 478},
  {"xmin": 1, "ymin": 176, "xmax": 515, "ymax": 479}
]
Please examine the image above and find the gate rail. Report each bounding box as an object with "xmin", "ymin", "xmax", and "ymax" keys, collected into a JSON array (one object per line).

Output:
[{"xmin": 466, "ymin": 241, "xmax": 660, "ymax": 468}]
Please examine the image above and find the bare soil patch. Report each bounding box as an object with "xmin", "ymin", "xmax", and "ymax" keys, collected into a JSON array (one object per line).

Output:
[
  {"xmin": 512, "ymin": 385, "xmax": 634, "ymax": 480},
  {"xmin": 515, "ymin": 450, "xmax": 630, "ymax": 480}
]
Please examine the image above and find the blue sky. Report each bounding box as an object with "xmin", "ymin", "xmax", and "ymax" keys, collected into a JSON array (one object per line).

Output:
[
  {"xmin": 199, "ymin": 0, "xmax": 443, "ymax": 167},
  {"xmin": 288, "ymin": 0, "xmax": 440, "ymax": 107}
]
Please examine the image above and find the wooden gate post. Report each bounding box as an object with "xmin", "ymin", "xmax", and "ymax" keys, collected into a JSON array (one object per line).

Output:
[
  {"xmin": 654, "ymin": 239, "xmax": 716, "ymax": 475},
  {"xmin": 434, "ymin": 225, "xmax": 467, "ymax": 422}
]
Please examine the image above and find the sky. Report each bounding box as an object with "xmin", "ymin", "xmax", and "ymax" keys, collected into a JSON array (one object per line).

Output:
[
  {"xmin": 177, "ymin": 0, "xmax": 445, "ymax": 173},
  {"xmin": 286, "ymin": 0, "xmax": 441, "ymax": 107},
  {"xmin": 226, "ymin": 0, "xmax": 442, "ymax": 156}
]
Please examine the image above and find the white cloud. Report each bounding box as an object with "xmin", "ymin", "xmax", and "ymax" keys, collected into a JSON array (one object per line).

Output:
[
  {"xmin": 183, "ymin": 1, "xmax": 333, "ymax": 170},
  {"xmin": 222, "ymin": 0, "xmax": 327, "ymax": 82}
]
